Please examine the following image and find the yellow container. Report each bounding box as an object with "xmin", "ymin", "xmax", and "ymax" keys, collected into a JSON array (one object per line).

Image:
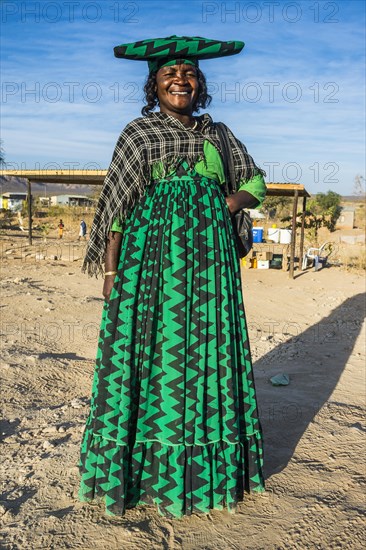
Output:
[{"xmin": 252, "ymin": 258, "xmax": 257, "ymax": 269}]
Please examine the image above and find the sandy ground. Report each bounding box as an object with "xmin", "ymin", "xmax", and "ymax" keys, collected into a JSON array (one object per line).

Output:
[{"xmin": 0, "ymin": 235, "xmax": 365, "ymax": 550}]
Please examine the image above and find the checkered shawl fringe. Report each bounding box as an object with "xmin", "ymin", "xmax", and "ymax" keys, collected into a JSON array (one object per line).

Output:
[{"xmin": 82, "ymin": 111, "xmax": 264, "ymax": 277}]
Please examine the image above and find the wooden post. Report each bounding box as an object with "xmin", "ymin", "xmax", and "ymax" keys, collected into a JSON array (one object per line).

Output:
[
  {"xmin": 27, "ymin": 179, "xmax": 32, "ymax": 245},
  {"xmin": 289, "ymin": 190, "xmax": 299, "ymax": 279},
  {"xmin": 299, "ymin": 196, "xmax": 307, "ymax": 270}
]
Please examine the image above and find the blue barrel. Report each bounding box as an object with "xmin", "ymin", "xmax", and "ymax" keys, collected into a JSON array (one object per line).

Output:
[{"xmin": 252, "ymin": 227, "xmax": 263, "ymax": 243}]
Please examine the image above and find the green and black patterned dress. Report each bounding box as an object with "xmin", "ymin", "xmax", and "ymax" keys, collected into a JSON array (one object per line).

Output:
[{"xmin": 79, "ymin": 141, "xmax": 265, "ymax": 518}]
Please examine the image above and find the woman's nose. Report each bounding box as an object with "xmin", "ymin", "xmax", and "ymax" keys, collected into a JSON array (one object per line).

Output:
[{"xmin": 174, "ymin": 72, "xmax": 188, "ymax": 83}]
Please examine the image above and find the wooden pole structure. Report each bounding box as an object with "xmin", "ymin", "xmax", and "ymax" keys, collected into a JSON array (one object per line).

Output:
[
  {"xmin": 27, "ymin": 179, "xmax": 32, "ymax": 245},
  {"xmin": 299, "ymin": 196, "xmax": 307, "ymax": 270},
  {"xmin": 289, "ymin": 190, "xmax": 299, "ymax": 279}
]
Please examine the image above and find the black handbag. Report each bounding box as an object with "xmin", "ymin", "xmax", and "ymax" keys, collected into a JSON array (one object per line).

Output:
[{"xmin": 215, "ymin": 122, "xmax": 253, "ymax": 258}]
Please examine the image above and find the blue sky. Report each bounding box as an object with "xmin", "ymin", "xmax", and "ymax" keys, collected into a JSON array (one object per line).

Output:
[{"xmin": 1, "ymin": 0, "xmax": 365, "ymax": 195}]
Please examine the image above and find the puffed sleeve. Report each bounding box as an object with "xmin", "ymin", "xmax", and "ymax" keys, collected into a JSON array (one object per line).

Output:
[{"xmin": 238, "ymin": 172, "xmax": 267, "ymax": 207}]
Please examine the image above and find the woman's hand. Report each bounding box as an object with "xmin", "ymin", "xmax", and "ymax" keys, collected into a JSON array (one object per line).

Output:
[
  {"xmin": 103, "ymin": 231, "xmax": 123, "ymax": 301},
  {"xmin": 103, "ymin": 275, "xmax": 116, "ymax": 302},
  {"xmin": 226, "ymin": 190, "xmax": 259, "ymax": 215}
]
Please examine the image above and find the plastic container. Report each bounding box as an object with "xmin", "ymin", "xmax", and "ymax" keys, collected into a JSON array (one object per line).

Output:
[
  {"xmin": 257, "ymin": 260, "xmax": 269, "ymax": 269},
  {"xmin": 267, "ymin": 228, "xmax": 280, "ymax": 243},
  {"xmin": 279, "ymin": 229, "xmax": 292, "ymax": 244},
  {"xmin": 252, "ymin": 227, "xmax": 264, "ymax": 243},
  {"xmin": 269, "ymin": 259, "xmax": 282, "ymax": 269}
]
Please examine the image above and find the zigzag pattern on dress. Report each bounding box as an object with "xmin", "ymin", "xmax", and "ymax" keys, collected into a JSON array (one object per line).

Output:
[{"xmin": 79, "ymin": 163, "xmax": 264, "ymax": 518}]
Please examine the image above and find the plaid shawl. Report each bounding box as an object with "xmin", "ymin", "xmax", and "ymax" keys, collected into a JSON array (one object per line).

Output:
[{"xmin": 83, "ymin": 111, "xmax": 264, "ymax": 277}]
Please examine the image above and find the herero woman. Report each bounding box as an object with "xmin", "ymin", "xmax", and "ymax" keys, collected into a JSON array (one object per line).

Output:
[{"xmin": 79, "ymin": 35, "xmax": 266, "ymax": 518}]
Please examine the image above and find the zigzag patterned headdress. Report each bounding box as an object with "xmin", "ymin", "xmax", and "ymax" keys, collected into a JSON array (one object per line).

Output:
[{"xmin": 114, "ymin": 35, "xmax": 245, "ymax": 72}]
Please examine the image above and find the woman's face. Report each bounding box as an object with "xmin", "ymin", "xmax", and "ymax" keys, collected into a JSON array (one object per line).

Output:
[{"xmin": 155, "ymin": 64, "xmax": 199, "ymax": 118}]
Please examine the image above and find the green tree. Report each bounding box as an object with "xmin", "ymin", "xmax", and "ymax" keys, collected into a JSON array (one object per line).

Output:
[
  {"xmin": 262, "ymin": 195, "xmax": 292, "ymax": 220},
  {"xmin": 307, "ymin": 190, "xmax": 342, "ymax": 231},
  {"xmin": 280, "ymin": 190, "xmax": 342, "ymax": 241}
]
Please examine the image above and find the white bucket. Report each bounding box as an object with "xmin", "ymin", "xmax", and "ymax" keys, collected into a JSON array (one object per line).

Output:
[
  {"xmin": 267, "ymin": 228, "xmax": 280, "ymax": 243},
  {"xmin": 279, "ymin": 229, "xmax": 292, "ymax": 244}
]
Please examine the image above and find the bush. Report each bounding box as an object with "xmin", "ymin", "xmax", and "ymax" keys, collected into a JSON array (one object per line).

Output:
[
  {"xmin": 262, "ymin": 196, "xmax": 293, "ymax": 220},
  {"xmin": 280, "ymin": 190, "xmax": 342, "ymax": 240},
  {"xmin": 307, "ymin": 190, "xmax": 342, "ymax": 231}
]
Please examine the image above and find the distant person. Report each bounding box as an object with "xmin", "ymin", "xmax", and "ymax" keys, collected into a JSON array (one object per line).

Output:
[
  {"xmin": 58, "ymin": 219, "xmax": 64, "ymax": 239},
  {"xmin": 78, "ymin": 220, "xmax": 87, "ymax": 240}
]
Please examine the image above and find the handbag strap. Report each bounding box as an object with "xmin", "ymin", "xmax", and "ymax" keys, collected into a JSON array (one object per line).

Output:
[{"xmin": 215, "ymin": 122, "xmax": 236, "ymax": 196}]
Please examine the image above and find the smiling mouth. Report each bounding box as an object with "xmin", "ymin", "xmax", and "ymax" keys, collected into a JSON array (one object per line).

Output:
[{"xmin": 170, "ymin": 91, "xmax": 190, "ymax": 95}]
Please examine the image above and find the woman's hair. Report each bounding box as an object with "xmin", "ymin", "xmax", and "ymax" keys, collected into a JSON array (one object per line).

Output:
[{"xmin": 141, "ymin": 68, "xmax": 212, "ymax": 116}]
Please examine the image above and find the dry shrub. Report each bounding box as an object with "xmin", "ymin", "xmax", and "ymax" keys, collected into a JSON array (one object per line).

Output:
[
  {"xmin": 338, "ymin": 246, "xmax": 366, "ymax": 272},
  {"xmin": 355, "ymin": 203, "xmax": 366, "ymax": 230}
]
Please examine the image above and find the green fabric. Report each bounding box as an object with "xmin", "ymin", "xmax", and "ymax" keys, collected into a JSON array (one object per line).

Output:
[
  {"xmin": 198, "ymin": 142, "xmax": 266, "ymax": 206},
  {"xmin": 110, "ymin": 218, "xmax": 124, "ymax": 233},
  {"xmin": 79, "ymin": 163, "xmax": 264, "ymax": 517},
  {"xmin": 156, "ymin": 58, "xmax": 197, "ymax": 69},
  {"xmin": 238, "ymin": 173, "xmax": 267, "ymax": 206},
  {"xmin": 153, "ymin": 141, "xmax": 266, "ymax": 204},
  {"xmin": 114, "ymin": 35, "xmax": 245, "ymax": 73},
  {"xmin": 111, "ymin": 142, "xmax": 266, "ymax": 234}
]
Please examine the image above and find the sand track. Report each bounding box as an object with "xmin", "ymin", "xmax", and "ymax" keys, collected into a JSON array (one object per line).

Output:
[{"xmin": 1, "ymin": 244, "xmax": 365, "ymax": 550}]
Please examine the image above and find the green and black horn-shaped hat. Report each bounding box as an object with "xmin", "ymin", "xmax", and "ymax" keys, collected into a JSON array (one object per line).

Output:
[{"xmin": 114, "ymin": 35, "xmax": 245, "ymax": 73}]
